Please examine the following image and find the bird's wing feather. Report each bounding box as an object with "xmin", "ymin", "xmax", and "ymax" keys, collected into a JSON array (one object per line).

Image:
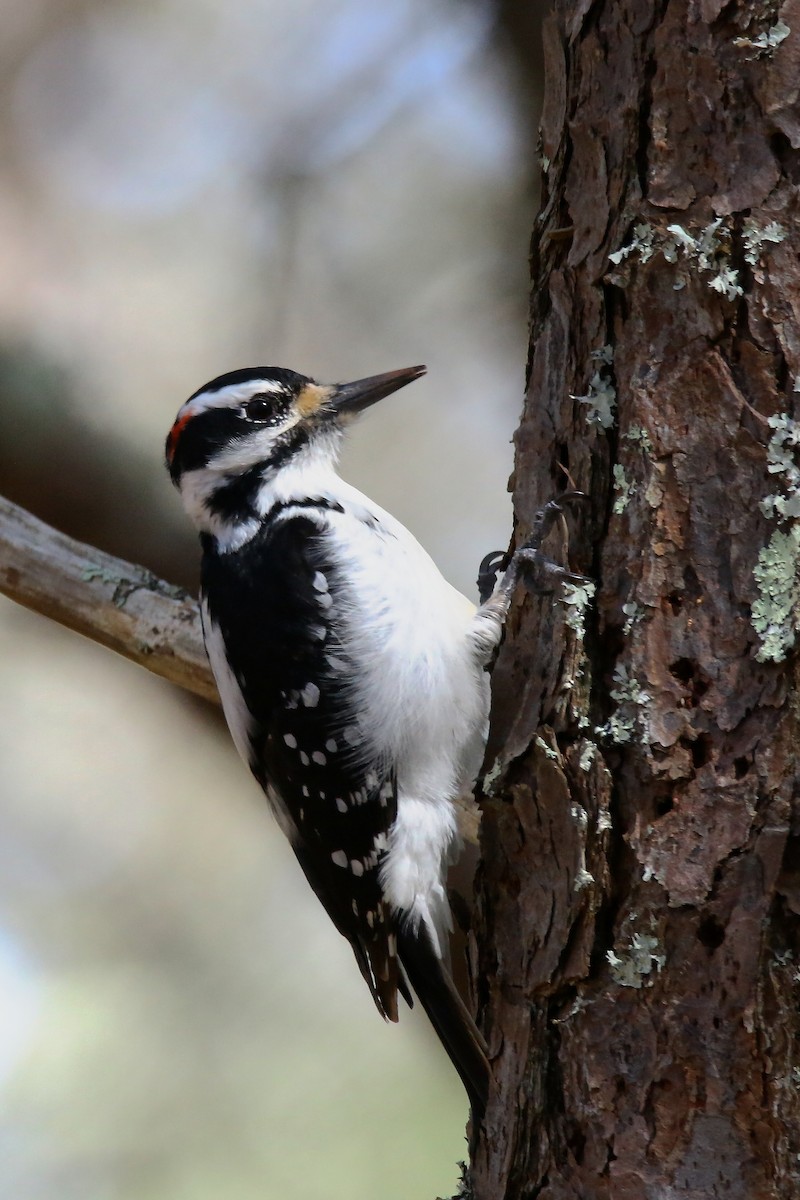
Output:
[{"xmin": 201, "ymin": 511, "xmax": 408, "ymax": 1018}]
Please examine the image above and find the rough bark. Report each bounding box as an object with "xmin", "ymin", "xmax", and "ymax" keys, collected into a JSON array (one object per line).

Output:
[{"xmin": 471, "ymin": 2, "xmax": 800, "ymax": 1197}]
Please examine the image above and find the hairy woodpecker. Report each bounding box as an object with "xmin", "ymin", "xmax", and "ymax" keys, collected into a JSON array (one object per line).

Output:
[{"xmin": 166, "ymin": 363, "xmax": 582, "ymax": 1116}]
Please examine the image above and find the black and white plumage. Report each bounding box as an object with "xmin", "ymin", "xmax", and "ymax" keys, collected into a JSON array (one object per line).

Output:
[{"xmin": 166, "ymin": 363, "xmax": 530, "ymax": 1115}]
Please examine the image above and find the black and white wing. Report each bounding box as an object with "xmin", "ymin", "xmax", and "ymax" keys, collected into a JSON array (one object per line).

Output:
[{"xmin": 200, "ymin": 511, "xmax": 410, "ymax": 1020}]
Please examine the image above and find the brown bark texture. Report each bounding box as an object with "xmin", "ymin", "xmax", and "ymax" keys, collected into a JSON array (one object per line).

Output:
[{"xmin": 471, "ymin": 2, "xmax": 800, "ymax": 1197}]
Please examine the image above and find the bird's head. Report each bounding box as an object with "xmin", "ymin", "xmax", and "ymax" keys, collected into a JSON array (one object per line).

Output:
[
  {"xmin": 166, "ymin": 364, "xmax": 426, "ymax": 543},
  {"xmin": 166, "ymin": 364, "xmax": 425, "ymax": 484}
]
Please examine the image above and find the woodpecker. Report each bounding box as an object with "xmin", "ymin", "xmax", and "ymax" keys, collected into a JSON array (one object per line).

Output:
[{"xmin": 166, "ymin": 363, "xmax": 582, "ymax": 1116}]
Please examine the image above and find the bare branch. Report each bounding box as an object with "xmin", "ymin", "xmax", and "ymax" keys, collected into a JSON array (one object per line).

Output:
[{"xmin": 0, "ymin": 494, "xmax": 216, "ymax": 704}]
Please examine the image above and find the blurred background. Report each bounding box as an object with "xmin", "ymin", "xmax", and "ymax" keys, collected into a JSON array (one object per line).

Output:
[{"xmin": 0, "ymin": 1, "xmax": 543, "ymax": 1196}]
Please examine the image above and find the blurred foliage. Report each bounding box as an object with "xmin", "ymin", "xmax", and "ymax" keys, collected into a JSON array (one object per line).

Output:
[
  {"xmin": 0, "ymin": 343, "xmax": 196, "ymax": 585},
  {"xmin": 0, "ymin": 0, "xmax": 542, "ymax": 1196}
]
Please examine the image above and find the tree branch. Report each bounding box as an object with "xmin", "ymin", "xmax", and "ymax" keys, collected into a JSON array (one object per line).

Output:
[{"xmin": 0, "ymin": 494, "xmax": 216, "ymax": 704}]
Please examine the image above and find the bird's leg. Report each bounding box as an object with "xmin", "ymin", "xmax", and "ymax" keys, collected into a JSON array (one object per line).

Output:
[{"xmin": 473, "ymin": 493, "xmax": 589, "ymax": 657}]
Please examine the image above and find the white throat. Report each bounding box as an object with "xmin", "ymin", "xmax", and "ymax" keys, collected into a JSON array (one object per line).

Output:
[{"xmin": 178, "ymin": 429, "xmax": 345, "ymax": 553}]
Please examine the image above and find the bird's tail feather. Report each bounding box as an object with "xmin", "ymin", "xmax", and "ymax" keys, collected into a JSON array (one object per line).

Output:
[{"xmin": 397, "ymin": 923, "xmax": 490, "ymax": 1118}]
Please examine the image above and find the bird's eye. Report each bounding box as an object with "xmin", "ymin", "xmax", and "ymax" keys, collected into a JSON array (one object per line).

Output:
[{"xmin": 243, "ymin": 395, "xmax": 276, "ymax": 421}]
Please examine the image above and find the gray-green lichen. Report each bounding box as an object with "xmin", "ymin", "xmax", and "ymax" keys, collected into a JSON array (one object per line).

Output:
[
  {"xmin": 622, "ymin": 600, "xmax": 644, "ymax": 635},
  {"xmin": 623, "ymin": 424, "xmax": 654, "ymax": 455},
  {"xmin": 578, "ymin": 740, "xmax": 597, "ymax": 772},
  {"xmin": 571, "ymin": 803, "xmax": 594, "ymax": 891},
  {"xmin": 560, "ymin": 580, "xmax": 595, "ymax": 717},
  {"xmin": 572, "ymin": 345, "xmax": 616, "ymax": 429},
  {"xmin": 760, "ymin": 414, "xmax": 800, "ymax": 520},
  {"xmin": 613, "ymin": 464, "xmax": 635, "ymax": 514},
  {"xmin": 561, "ymin": 580, "xmax": 596, "ymax": 638},
  {"xmin": 597, "ymin": 663, "xmax": 650, "ymax": 744},
  {"xmin": 665, "ymin": 219, "xmax": 742, "ymax": 300},
  {"xmin": 481, "ymin": 757, "xmax": 503, "ymax": 797},
  {"xmin": 610, "ymin": 218, "xmax": 744, "ymax": 301},
  {"xmin": 609, "ymin": 224, "xmax": 656, "ymax": 266},
  {"xmin": 81, "ymin": 564, "xmax": 120, "ymax": 586},
  {"xmin": 743, "ymin": 219, "xmax": 786, "ymax": 266},
  {"xmin": 535, "ymin": 735, "xmax": 560, "ymax": 763},
  {"xmin": 752, "ymin": 413, "xmax": 800, "ymax": 661},
  {"xmin": 607, "ymin": 931, "xmax": 666, "ymax": 988},
  {"xmin": 733, "ymin": 18, "xmax": 790, "ymax": 53},
  {"xmin": 752, "ymin": 527, "xmax": 800, "ymax": 663}
]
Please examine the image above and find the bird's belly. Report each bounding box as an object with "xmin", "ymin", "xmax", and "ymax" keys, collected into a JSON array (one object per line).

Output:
[{"xmin": 330, "ymin": 521, "xmax": 488, "ymax": 804}]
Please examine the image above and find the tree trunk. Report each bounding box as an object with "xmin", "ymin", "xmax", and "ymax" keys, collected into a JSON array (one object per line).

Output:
[{"xmin": 471, "ymin": 2, "xmax": 800, "ymax": 1196}]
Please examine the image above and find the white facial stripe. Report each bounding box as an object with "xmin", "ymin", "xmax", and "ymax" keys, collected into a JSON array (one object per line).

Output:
[
  {"xmin": 177, "ymin": 379, "xmax": 288, "ymax": 423},
  {"xmin": 205, "ymin": 412, "xmax": 303, "ymax": 474}
]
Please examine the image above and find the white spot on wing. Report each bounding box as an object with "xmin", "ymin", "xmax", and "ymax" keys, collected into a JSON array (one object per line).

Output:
[
  {"xmin": 301, "ymin": 682, "xmax": 320, "ymax": 708},
  {"xmin": 283, "ymin": 733, "xmax": 297, "ymax": 748},
  {"xmin": 331, "ymin": 850, "xmax": 348, "ymax": 868},
  {"xmin": 350, "ymin": 859, "xmax": 364, "ymax": 877},
  {"xmin": 312, "ymin": 750, "xmax": 326, "ymax": 765}
]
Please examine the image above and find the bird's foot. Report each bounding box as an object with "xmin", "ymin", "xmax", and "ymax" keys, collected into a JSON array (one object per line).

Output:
[{"xmin": 481, "ymin": 492, "xmax": 590, "ymax": 605}]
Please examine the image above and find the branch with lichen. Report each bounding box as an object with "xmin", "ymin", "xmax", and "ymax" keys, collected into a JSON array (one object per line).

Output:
[{"xmin": 0, "ymin": 493, "xmax": 215, "ymax": 703}]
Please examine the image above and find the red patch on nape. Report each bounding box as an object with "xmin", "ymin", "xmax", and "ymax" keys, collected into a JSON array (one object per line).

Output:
[{"xmin": 166, "ymin": 411, "xmax": 193, "ymax": 464}]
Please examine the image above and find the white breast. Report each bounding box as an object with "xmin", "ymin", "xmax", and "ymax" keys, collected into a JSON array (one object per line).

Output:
[{"xmin": 314, "ymin": 483, "xmax": 490, "ymax": 954}]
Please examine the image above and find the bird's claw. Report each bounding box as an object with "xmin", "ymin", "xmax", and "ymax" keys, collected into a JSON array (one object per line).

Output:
[
  {"xmin": 511, "ymin": 548, "xmax": 591, "ymax": 594},
  {"xmin": 506, "ymin": 492, "xmax": 589, "ymax": 597},
  {"xmin": 523, "ymin": 491, "xmax": 587, "ymax": 551},
  {"xmin": 478, "ymin": 492, "xmax": 590, "ymax": 604}
]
